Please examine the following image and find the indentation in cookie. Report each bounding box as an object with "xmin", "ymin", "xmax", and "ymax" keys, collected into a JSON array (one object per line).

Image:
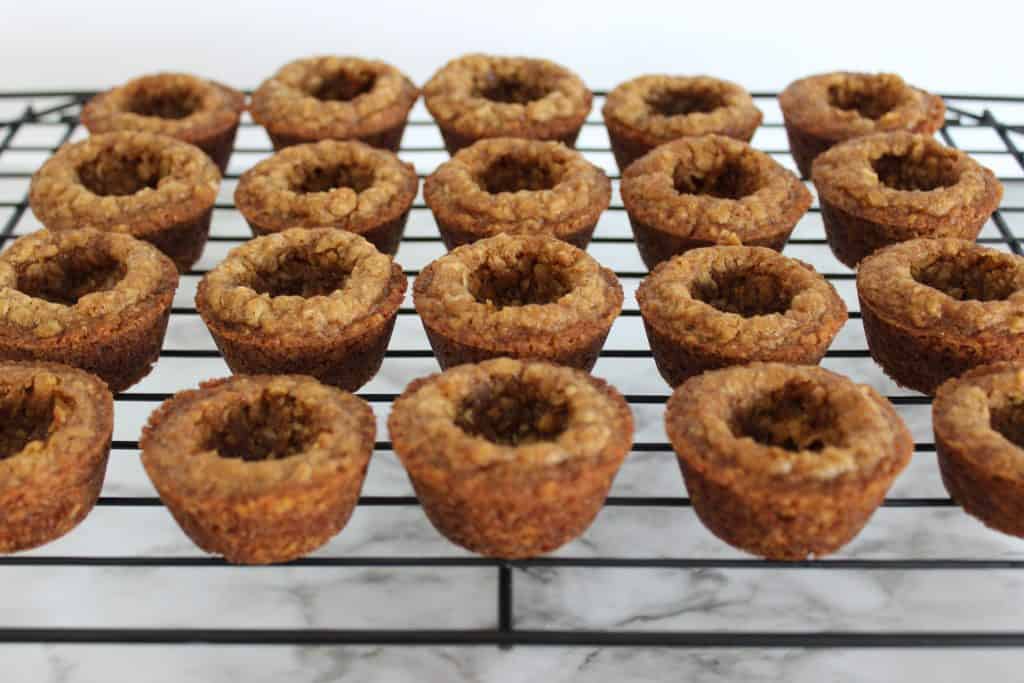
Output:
[
  {"xmin": 872, "ymin": 151, "xmax": 959, "ymax": 192},
  {"xmin": 127, "ymin": 85, "xmax": 202, "ymax": 119},
  {"xmin": 990, "ymin": 399, "xmax": 1024, "ymax": 450},
  {"xmin": 673, "ymin": 157, "xmax": 762, "ymax": 200},
  {"xmin": 455, "ymin": 377, "xmax": 569, "ymax": 446},
  {"xmin": 912, "ymin": 252, "xmax": 1019, "ymax": 302},
  {"xmin": 311, "ymin": 71, "xmax": 377, "ymax": 102},
  {"xmin": 731, "ymin": 380, "xmax": 842, "ymax": 452},
  {"xmin": 16, "ymin": 250, "xmax": 127, "ymax": 306},
  {"xmin": 245, "ymin": 251, "xmax": 352, "ymax": 299},
  {"xmin": 77, "ymin": 150, "xmax": 165, "ymax": 196},
  {"xmin": 478, "ymin": 154, "xmax": 558, "ymax": 194},
  {"xmin": 467, "ymin": 252, "xmax": 572, "ymax": 308},
  {"xmin": 645, "ymin": 86, "xmax": 726, "ymax": 117},
  {"xmin": 691, "ymin": 264, "xmax": 794, "ymax": 317},
  {"xmin": 0, "ymin": 380, "xmax": 56, "ymax": 460},
  {"xmin": 203, "ymin": 390, "xmax": 321, "ymax": 462},
  {"xmin": 291, "ymin": 160, "xmax": 376, "ymax": 194},
  {"xmin": 477, "ymin": 75, "xmax": 551, "ymax": 104},
  {"xmin": 827, "ymin": 77, "xmax": 904, "ymax": 120}
]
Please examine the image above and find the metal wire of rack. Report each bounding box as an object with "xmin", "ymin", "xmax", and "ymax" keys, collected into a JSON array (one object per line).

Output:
[{"xmin": 0, "ymin": 89, "xmax": 1023, "ymax": 650}]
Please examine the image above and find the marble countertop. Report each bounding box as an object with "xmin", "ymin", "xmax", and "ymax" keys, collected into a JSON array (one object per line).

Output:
[{"xmin": 3, "ymin": 95, "xmax": 1024, "ymax": 681}]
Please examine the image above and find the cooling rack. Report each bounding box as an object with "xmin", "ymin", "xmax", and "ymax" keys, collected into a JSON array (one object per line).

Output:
[{"xmin": 0, "ymin": 89, "xmax": 1023, "ymax": 651}]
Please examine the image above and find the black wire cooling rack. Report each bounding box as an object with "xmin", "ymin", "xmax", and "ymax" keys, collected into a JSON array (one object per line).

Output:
[{"xmin": 0, "ymin": 89, "xmax": 1024, "ymax": 650}]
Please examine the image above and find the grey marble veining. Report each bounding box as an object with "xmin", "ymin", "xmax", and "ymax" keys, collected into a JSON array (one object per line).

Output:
[{"xmin": 6, "ymin": 646, "xmax": 1024, "ymax": 683}]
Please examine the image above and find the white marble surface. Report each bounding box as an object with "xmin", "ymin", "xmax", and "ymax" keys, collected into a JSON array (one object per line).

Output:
[
  {"xmin": 5, "ymin": 645, "xmax": 1024, "ymax": 683},
  {"xmin": 2, "ymin": 95, "xmax": 1024, "ymax": 680}
]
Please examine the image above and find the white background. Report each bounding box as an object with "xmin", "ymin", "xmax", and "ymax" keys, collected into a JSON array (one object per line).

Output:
[
  {"xmin": 3, "ymin": 3, "xmax": 1024, "ymax": 681},
  {"xmin": 1, "ymin": 0, "xmax": 1021, "ymax": 94}
]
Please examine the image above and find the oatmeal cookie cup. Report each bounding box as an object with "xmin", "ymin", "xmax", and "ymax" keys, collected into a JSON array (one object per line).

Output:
[
  {"xmin": 637, "ymin": 246, "xmax": 846, "ymax": 387},
  {"xmin": 0, "ymin": 229, "xmax": 178, "ymax": 391},
  {"xmin": 389, "ymin": 358, "xmax": 633, "ymax": 558},
  {"xmin": 423, "ymin": 138, "xmax": 610, "ymax": 249},
  {"xmin": 602, "ymin": 75, "xmax": 762, "ymax": 171},
  {"xmin": 0, "ymin": 362, "xmax": 112, "ymax": 553},
  {"xmin": 667, "ymin": 363, "xmax": 912, "ymax": 560},
  {"xmin": 779, "ymin": 72, "xmax": 945, "ymax": 178},
  {"xmin": 196, "ymin": 228, "xmax": 406, "ymax": 392},
  {"xmin": 29, "ymin": 131, "xmax": 220, "ymax": 272},
  {"xmin": 933, "ymin": 362, "xmax": 1024, "ymax": 537},
  {"xmin": 235, "ymin": 140, "xmax": 418, "ymax": 255},
  {"xmin": 423, "ymin": 54, "xmax": 592, "ymax": 154},
  {"xmin": 141, "ymin": 374, "xmax": 375, "ymax": 564},
  {"xmin": 81, "ymin": 72, "xmax": 246, "ymax": 173},
  {"xmin": 251, "ymin": 56, "xmax": 419, "ymax": 151},
  {"xmin": 813, "ymin": 132, "xmax": 1002, "ymax": 268},
  {"xmin": 858, "ymin": 238, "xmax": 1024, "ymax": 395},
  {"xmin": 413, "ymin": 234, "xmax": 623, "ymax": 371},
  {"xmin": 621, "ymin": 135, "xmax": 812, "ymax": 269}
]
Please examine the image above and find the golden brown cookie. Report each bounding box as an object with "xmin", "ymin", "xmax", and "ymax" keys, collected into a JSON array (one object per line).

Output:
[
  {"xmin": 637, "ymin": 246, "xmax": 846, "ymax": 386},
  {"xmin": 29, "ymin": 131, "xmax": 220, "ymax": 272},
  {"xmin": 858, "ymin": 238, "xmax": 1024, "ymax": 395},
  {"xmin": 424, "ymin": 138, "xmax": 610, "ymax": 249},
  {"xmin": 0, "ymin": 361, "xmax": 112, "ymax": 553},
  {"xmin": 251, "ymin": 56, "xmax": 419, "ymax": 151},
  {"xmin": 389, "ymin": 358, "xmax": 633, "ymax": 558},
  {"xmin": 621, "ymin": 134, "xmax": 811, "ymax": 268},
  {"xmin": 81, "ymin": 72, "xmax": 245, "ymax": 173},
  {"xmin": 141, "ymin": 374, "xmax": 375, "ymax": 564},
  {"xmin": 413, "ymin": 234, "xmax": 622, "ymax": 371},
  {"xmin": 234, "ymin": 140, "xmax": 418, "ymax": 255},
  {"xmin": 196, "ymin": 228, "xmax": 405, "ymax": 392},
  {"xmin": 780, "ymin": 72, "xmax": 945, "ymax": 177},
  {"xmin": 813, "ymin": 132, "xmax": 1002, "ymax": 267},
  {"xmin": 423, "ymin": 54, "xmax": 592, "ymax": 154},
  {"xmin": 0, "ymin": 229, "xmax": 178, "ymax": 391},
  {"xmin": 602, "ymin": 75, "xmax": 762, "ymax": 170},
  {"xmin": 667, "ymin": 363, "xmax": 912, "ymax": 560},
  {"xmin": 934, "ymin": 362, "xmax": 1024, "ymax": 538}
]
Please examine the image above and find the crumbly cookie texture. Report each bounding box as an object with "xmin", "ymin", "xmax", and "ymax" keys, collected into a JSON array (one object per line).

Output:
[
  {"xmin": 141, "ymin": 374, "xmax": 374, "ymax": 496},
  {"xmin": 235, "ymin": 140, "xmax": 417, "ymax": 232},
  {"xmin": 622, "ymin": 135, "xmax": 811, "ymax": 241},
  {"xmin": 197, "ymin": 227, "xmax": 397, "ymax": 336},
  {"xmin": 0, "ymin": 229, "xmax": 177, "ymax": 339},
  {"xmin": 423, "ymin": 54, "xmax": 591, "ymax": 137},
  {"xmin": 250, "ymin": 56, "xmax": 418, "ymax": 138},
  {"xmin": 858, "ymin": 238, "xmax": 1024, "ymax": 334},
  {"xmin": 81, "ymin": 72, "xmax": 244, "ymax": 142},
  {"xmin": 414, "ymin": 233, "xmax": 621, "ymax": 339},
  {"xmin": 424, "ymin": 138, "xmax": 609, "ymax": 233},
  {"xmin": 29, "ymin": 131, "xmax": 220, "ymax": 236},
  {"xmin": 389, "ymin": 357, "xmax": 629, "ymax": 468},
  {"xmin": 934, "ymin": 362, "xmax": 1024, "ymax": 477},
  {"xmin": 0, "ymin": 361, "xmax": 112, "ymax": 490},
  {"xmin": 602, "ymin": 75, "xmax": 762, "ymax": 140},
  {"xmin": 780, "ymin": 72, "xmax": 944, "ymax": 140},
  {"xmin": 813, "ymin": 132, "xmax": 1000, "ymax": 220},
  {"xmin": 637, "ymin": 246, "xmax": 846, "ymax": 349},
  {"xmin": 667, "ymin": 362, "xmax": 907, "ymax": 482}
]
